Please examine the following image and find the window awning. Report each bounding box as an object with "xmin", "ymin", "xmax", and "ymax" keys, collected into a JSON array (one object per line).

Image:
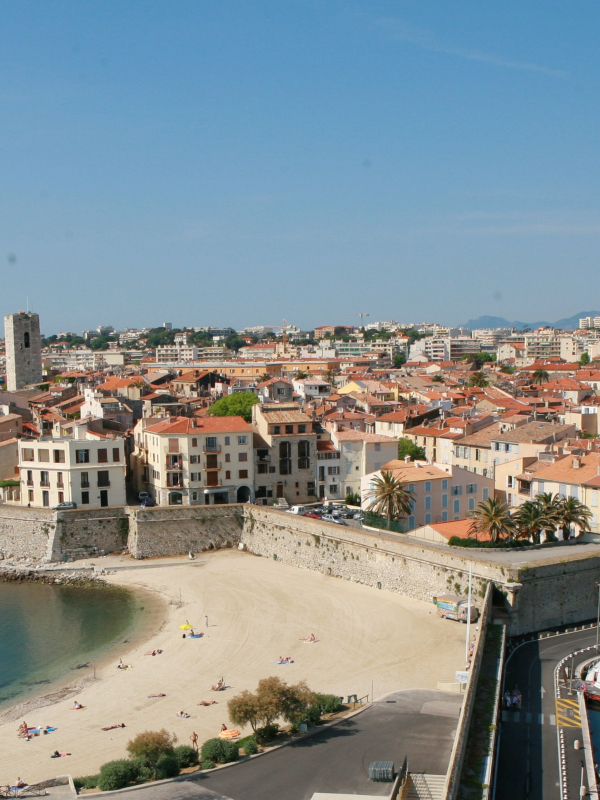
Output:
[{"xmin": 203, "ymin": 487, "xmax": 228, "ymax": 494}]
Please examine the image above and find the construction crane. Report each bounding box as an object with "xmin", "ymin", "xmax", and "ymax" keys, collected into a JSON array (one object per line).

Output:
[
  {"xmin": 348, "ymin": 312, "xmax": 370, "ymax": 329},
  {"xmin": 262, "ymin": 319, "xmax": 292, "ymax": 345}
]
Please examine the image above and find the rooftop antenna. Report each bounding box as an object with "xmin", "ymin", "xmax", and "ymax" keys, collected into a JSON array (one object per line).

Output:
[{"xmin": 26, "ymin": 296, "xmax": 29, "ymax": 312}]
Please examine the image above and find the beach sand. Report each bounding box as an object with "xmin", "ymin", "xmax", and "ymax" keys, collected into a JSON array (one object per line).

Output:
[{"xmin": 0, "ymin": 549, "xmax": 467, "ymax": 784}]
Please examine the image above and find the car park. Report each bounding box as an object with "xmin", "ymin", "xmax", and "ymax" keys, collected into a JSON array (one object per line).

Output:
[{"xmin": 322, "ymin": 514, "xmax": 347, "ymax": 525}]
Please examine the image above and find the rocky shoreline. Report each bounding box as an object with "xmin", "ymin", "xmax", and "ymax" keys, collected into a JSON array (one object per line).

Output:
[{"xmin": 0, "ymin": 564, "xmax": 107, "ymax": 587}]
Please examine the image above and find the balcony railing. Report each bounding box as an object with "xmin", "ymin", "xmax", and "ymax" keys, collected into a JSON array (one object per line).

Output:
[
  {"xmin": 167, "ymin": 475, "xmax": 184, "ymax": 488},
  {"xmin": 97, "ymin": 480, "xmax": 111, "ymax": 488},
  {"xmin": 203, "ymin": 462, "xmax": 222, "ymax": 470},
  {"xmin": 203, "ymin": 444, "xmax": 221, "ymax": 453},
  {"xmin": 256, "ymin": 454, "xmax": 271, "ymax": 463},
  {"xmin": 40, "ymin": 481, "xmax": 50, "ymax": 487},
  {"xmin": 81, "ymin": 480, "xmax": 90, "ymax": 488},
  {"xmin": 166, "ymin": 458, "xmax": 183, "ymax": 470}
]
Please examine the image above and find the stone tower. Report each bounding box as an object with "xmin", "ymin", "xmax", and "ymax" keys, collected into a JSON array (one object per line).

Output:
[{"xmin": 4, "ymin": 311, "xmax": 43, "ymax": 391}]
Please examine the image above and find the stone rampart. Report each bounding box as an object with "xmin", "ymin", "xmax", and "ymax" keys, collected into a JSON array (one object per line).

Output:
[
  {"xmin": 0, "ymin": 506, "xmax": 56, "ymax": 562},
  {"xmin": 127, "ymin": 505, "xmax": 244, "ymax": 559},
  {"xmin": 51, "ymin": 507, "xmax": 129, "ymax": 561}
]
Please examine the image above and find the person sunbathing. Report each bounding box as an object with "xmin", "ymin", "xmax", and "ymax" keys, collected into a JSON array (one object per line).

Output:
[
  {"xmin": 72, "ymin": 701, "xmax": 83, "ymax": 709},
  {"xmin": 101, "ymin": 724, "xmax": 126, "ymax": 731},
  {"xmin": 17, "ymin": 722, "xmax": 28, "ymax": 737},
  {"xmin": 15, "ymin": 779, "xmax": 26, "ymax": 788},
  {"xmin": 147, "ymin": 693, "xmax": 166, "ymax": 698},
  {"xmin": 308, "ymin": 633, "xmax": 316, "ymax": 642},
  {"xmin": 211, "ymin": 678, "xmax": 224, "ymax": 691},
  {"xmin": 221, "ymin": 724, "xmax": 228, "ymax": 731},
  {"xmin": 198, "ymin": 700, "xmax": 217, "ymax": 706},
  {"xmin": 50, "ymin": 751, "xmax": 71, "ymax": 758},
  {"xmin": 176, "ymin": 711, "xmax": 190, "ymax": 718}
]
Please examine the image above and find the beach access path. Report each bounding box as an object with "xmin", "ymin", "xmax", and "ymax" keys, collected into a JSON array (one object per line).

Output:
[{"xmin": 0, "ymin": 549, "xmax": 466, "ymax": 784}]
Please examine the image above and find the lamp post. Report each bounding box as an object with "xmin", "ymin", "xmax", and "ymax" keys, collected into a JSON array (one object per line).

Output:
[{"xmin": 465, "ymin": 565, "xmax": 473, "ymax": 666}]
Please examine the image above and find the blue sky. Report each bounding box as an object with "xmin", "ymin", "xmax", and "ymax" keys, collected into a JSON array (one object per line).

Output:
[{"xmin": 1, "ymin": 1, "xmax": 599, "ymax": 334}]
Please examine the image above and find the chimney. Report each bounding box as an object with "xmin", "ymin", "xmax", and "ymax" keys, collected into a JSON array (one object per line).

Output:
[
  {"xmin": 404, "ymin": 455, "xmax": 411, "ymax": 464},
  {"xmin": 573, "ymin": 457, "xmax": 580, "ymax": 469}
]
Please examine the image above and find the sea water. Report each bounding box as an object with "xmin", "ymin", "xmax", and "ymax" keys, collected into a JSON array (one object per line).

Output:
[{"xmin": 0, "ymin": 581, "xmax": 138, "ymax": 708}]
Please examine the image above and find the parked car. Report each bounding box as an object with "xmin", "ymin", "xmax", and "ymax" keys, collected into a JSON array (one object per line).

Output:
[
  {"xmin": 304, "ymin": 511, "xmax": 321, "ymax": 519},
  {"xmin": 286, "ymin": 506, "xmax": 307, "ymax": 515},
  {"xmin": 141, "ymin": 497, "xmax": 156, "ymax": 507},
  {"xmin": 353, "ymin": 511, "xmax": 365, "ymax": 520},
  {"xmin": 322, "ymin": 514, "xmax": 347, "ymax": 525},
  {"xmin": 53, "ymin": 501, "xmax": 77, "ymax": 510},
  {"xmin": 336, "ymin": 509, "xmax": 355, "ymax": 519}
]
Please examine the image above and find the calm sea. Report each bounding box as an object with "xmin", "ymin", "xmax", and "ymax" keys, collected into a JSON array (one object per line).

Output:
[{"xmin": 0, "ymin": 581, "xmax": 139, "ymax": 708}]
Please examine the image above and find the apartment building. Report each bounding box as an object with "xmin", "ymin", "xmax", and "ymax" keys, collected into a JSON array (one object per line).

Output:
[
  {"xmin": 360, "ymin": 459, "xmax": 494, "ymax": 531},
  {"xmin": 489, "ymin": 421, "xmax": 576, "ymax": 462},
  {"xmin": 329, "ymin": 429, "xmax": 397, "ymax": 499},
  {"xmin": 252, "ymin": 403, "xmax": 318, "ymax": 504},
  {"xmin": 292, "ymin": 378, "xmax": 333, "ymax": 401},
  {"xmin": 19, "ymin": 429, "xmax": 126, "ymax": 508},
  {"xmin": 134, "ymin": 416, "xmax": 254, "ymax": 506}
]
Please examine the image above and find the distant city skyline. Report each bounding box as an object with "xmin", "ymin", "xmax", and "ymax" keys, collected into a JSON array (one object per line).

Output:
[{"xmin": 2, "ymin": 2, "xmax": 600, "ymax": 330}]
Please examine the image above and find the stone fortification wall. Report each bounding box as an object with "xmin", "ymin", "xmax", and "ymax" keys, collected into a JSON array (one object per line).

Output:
[
  {"xmin": 241, "ymin": 507, "xmax": 502, "ymax": 608},
  {"xmin": 51, "ymin": 507, "xmax": 129, "ymax": 562},
  {"xmin": 127, "ymin": 505, "xmax": 244, "ymax": 559},
  {"xmin": 0, "ymin": 506, "xmax": 56, "ymax": 562}
]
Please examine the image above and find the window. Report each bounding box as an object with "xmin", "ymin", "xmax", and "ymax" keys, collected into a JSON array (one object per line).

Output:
[
  {"xmin": 58, "ymin": 491, "xmax": 64, "ymax": 503},
  {"xmin": 239, "ymin": 452, "xmax": 248, "ymax": 462},
  {"xmin": 475, "ymin": 449, "xmax": 481, "ymax": 462},
  {"xmin": 97, "ymin": 448, "xmax": 108, "ymax": 463},
  {"xmin": 466, "ymin": 484, "xmax": 477, "ymax": 494},
  {"xmin": 409, "ymin": 483, "xmax": 415, "ymax": 493},
  {"xmin": 408, "ymin": 515, "xmax": 415, "ymax": 530},
  {"xmin": 483, "ymin": 487, "xmax": 489, "ymax": 501},
  {"xmin": 273, "ymin": 426, "xmax": 281, "ymax": 435},
  {"xmin": 97, "ymin": 471, "xmax": 110, "ymax": 487},
  {"xmin": 441, "ymin": 510, "xmax": 448, "ymax": 521},
  {"xmin": 112, "ymin": 448, "xmax": 120, "ymax": 462},
  {"xmin": 26, "ymin": 469, "xmax": 33, "ymax": 486},
  {"xmin": 442, "ymin": 479, "xmax": 448, "ymax": 490},
  {"xmin": 168, "ymin": 438, "xmax": 180, "ymax": 453},
  {"xmin": 285, "ymin": 425, "xmax": 294, "ymax": 434},
  {"xmin": 451, "ymin": 485, "xmax": 463, "ymax": 495},
  {"xmin": 38, "ymin": 449, "xmax": 49, "ymax": 462},
  {"xmin": 298, "ymin": 440, "xmax": 310, "ymax": 470},
  {"xmin": 76, "ymin": 449, "xmax": 90, "ymax": 464},
  {"xmin": 559, "ymin": 484, "xmax": 567, "ymax": 498},
  {"xmin": 425, "ymin": 481, "xmax": 431, "ymax": 492},
  {"xmin": 190, "ymin": 472, "xmax": 198, "ymax": 482},
  {"xmin": 53, "ymin": 450, "xmax": 65, "ymax": 463},
  {"xmin": 22, "ymin": 448, "xmax": 34, "ymax": 461},
  {"xmin": 239, "ymin": 470, "xmax": 248, "ymax": 479},
  {"xmin": 537, "ymin": 482, "xmax": 544, "ymax": 495},
  {"xmin": 468, "ymin": 498, "xmax": 475, "ymax": 511},
  {"xmin": 307, "ymin": 481, "xmax": 316, "ymax": 495},
  {"xmin": 40, "ymin": 471, "xmax": 49, "ymax": 487},
  {"xmin": 593, "ymin": 492, "xmax": 598, "ymax": 508},
  {"xmin": 226, "ymin": 470, "xmax": 231, "ymax": 479},
  {"xmin": 57, "ymin": 472, "xmax": 64, "ymax": 488},
  {"xmin": 24, "ymin": 331, "xmax": 30, "ymax": 348},
  {"xmin": 507, "ymin": 476, "xmax": 514, "ymax": 488},
  {"xmin": 42, "ymin": 490, "xmax": 49, "ymax": 507},
  {"xmin": 329, "ymin": 484, "xmax": 339, "ymax": 494},
  {"xmin": 28, "ymin": 489, "xmax": 34, "ymax": 502},
  {"xmin": 298, "ymin": 425, "xmax": 306, "ymax": 433},
  {"xmin": 453, "ymin": 499, "xmax": 460, "ymax": 513},
  {"xmin": 375, "ymin": 443, "xmax": 381, "ymax": 452},
  {"xmin": 442, "ymin": 493, "xmax": 448, "ymax": 508},
  {"xmin": 205, "ymin": 437, "xmax": 218, "ymax": 451},
  {"xmin": 225, "ymin": 452, "xmax": 231, "ymax": 463},
  {"xmin": 80, "ymin": 472, "xmax": 89, "ymax": 488},
  {"xmin": 238, "ymin": 435, "xmax": 247, "ymax": 445},
  {"xmin": 192, "ymin": 437, "xmax": 198, "ymax": 447},
  {"xmin": 224, "ymin": 436, "xmax": 230, "ymax": 445},
  {"xmin": 425, "ymin": 513, "xmax": 431, "ymax": 525},
  {"xmin": 328, "ymin": 466, "xmax": 340, "ymax": 475},
  {"xmin": 279, "ymin": 441, "xmax": 292, "ymax": 475},
  {"xmin": 190, "ymin": 455, "xmax": 198, "ymax": 464},
  {"xmin": 191, "ymin": 491, "xmax": 198, "ymax": 501},
  {"xmin": 571, "ymin": 486, "xmax": 579, "ymax": 499}
]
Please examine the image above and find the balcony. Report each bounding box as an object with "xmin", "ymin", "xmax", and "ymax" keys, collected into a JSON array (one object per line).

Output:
[
  {"xmin": 97, "ymin": 479, "xmax": 111, "ymax": 488},
  {"xmin": 167, "ymin": 473, "xmax": 184, "ymax": 488},
  {"xmin": 26, "ymin": 480, "xmax": 34, "ymax": 487},
  {"xmin": 81, "ymin": 480, "xmax": 90, "ymax": 488},
  {"xmin": 166, "ymin": 457, "xmax": 183, "ymax": 470},
  {"xmin": 40, "ymin": 481, "xmax": 50, "ymax": 488},
  {"xmin": 203, "ymin": 461, "xmax": 222, "ymax": 470},
  {"xmin": 203, "ymin": 444, "xmax": 221, "ymax": 453}
]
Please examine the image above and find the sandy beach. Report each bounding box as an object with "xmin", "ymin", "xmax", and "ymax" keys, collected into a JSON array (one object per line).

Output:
[{"xmin": 0, "ymin": 549, "xmax": 467, "ymax": 784}]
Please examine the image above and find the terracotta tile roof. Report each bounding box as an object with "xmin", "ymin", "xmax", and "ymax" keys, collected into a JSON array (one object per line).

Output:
[
  {"xmin": 258, "ymin": 404, "xmax": 312, "ymax": 424},
  {"xmin": 428, "ymin": 519, "xmax": 491, "ymax": 541},
  {"xmin": 531, "ymin": 453, "xmax": 600, "ymax": 485},
  {"xmin": 377, "ymin": 460, "xmax": 450, "ymax": 482},
  {"xmin": 145, "ymin": 415, "xmax": 252, "ymax": 434},
  {"xmin": 334, "ymin": 431, "xmax": 396, "ymax": 443}
]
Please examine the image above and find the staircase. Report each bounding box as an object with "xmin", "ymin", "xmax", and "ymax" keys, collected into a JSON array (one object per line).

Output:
[{"xmin": 400, "ymin": 774, "xmax": 446, "ymax": 800}]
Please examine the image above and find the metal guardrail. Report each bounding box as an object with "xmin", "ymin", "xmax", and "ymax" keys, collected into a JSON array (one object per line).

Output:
[
  {"xmin": 0, "ymin": 788, "xmax": 48, "ymax": 798},
  {"xmin": 412, "ymin": 773, "xmax": 435, "ymax": 800}
]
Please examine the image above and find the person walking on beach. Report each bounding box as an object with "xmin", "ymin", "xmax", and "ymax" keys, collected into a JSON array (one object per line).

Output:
[
  {"xmin": 205, "ymin": 615, "xmax": 209, "ymax": 628},
  {"xmin": 190, "ymin": 732, "xmax": 198, "ymax": 751}
]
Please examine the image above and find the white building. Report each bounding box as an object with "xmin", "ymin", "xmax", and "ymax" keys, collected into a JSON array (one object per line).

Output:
[
  {"xmin": 329, "ymin": 429, "xmax": 398, "ymax": 499},
  {"xmin": 292, "ymin": 378, "xmax": 333, "ymax": 401},
  {"xmin": 156, "ymin": 344, "xmax": 198, "ymax": 363},
  {"xmin": 19, "ymin": 427, "xmax": 126, "ymax": 508}
]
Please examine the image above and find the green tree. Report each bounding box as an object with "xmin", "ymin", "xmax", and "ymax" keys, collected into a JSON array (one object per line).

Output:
[
  {"xmin": 468, "ymin": 371, "xmax": 489, "ymax": 388},
  {"xmin": 225, "ymin": 332, "xmax": 245, "ymax": 352},
  {"xmin": 468, "ymin": 498, "xmax": 516, "ymax": 543},
  {"xmin": 280, "ymin": 681, "xmax": 316, "ymax": 727},
  {"xmin": 397, "ymin": 438, "xmax": 426, "ymax": 461},
  {"xmin": 514, "ymin": 500, "xmax": 554, "ymax": 544},
  {"xmin": 227, "ymin": 689, "xmax": 262, "ymax": 733},
  {"xmin": 500, "ymin": 364, "xmax": 515, "ymax": 374},
  {"xmin": 532, "ymin": 369, "xmax": 550, "ymax": 385},
  {"xmin": 581, "ymin": 352, "xmax": 591, "ymax": 366},
  {"xmin": 126, "ymin": 730, "xmax": 177, "ymax": 781},
  {"xmin": 365, "ymin": 471, "xmax": 414, "ymax": 527},
  {"xmin": 431, "ymin": 374, "xmax": 444, "ymax": 383},
  {"xmin": 555, "ymin": 496, "xmax": 592, "ymax": 540},
  {"xmin": 323, "ymin": 369, "xmax": 337, "ymax": 385},
  {"xmin": 345, "ymin": 489, "xmax": 361, "ymax": 507},
  {"xmin": 294, "ymin": 370, "xmax": 308, "ymax": 379},
  {"xmin": 207, "ymin": 392, "xmax": 259, "ymax": 423},
  {"xmin": 393, "ymin": 353, "xmax": 406, "ymax": 368}
]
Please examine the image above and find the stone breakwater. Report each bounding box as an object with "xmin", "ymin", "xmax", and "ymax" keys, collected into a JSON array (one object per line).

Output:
[{"xmin": 1, "ymin": 503, "xmax": 600, "ymax": 635}]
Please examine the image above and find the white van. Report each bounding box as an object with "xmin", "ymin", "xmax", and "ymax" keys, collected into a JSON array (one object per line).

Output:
[{"xmin": 286, "ymin": 506, "xmax": 307, "ymax": 515}]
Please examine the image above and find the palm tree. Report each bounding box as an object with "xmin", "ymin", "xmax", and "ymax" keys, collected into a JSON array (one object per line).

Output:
[
  {"xmin": 555, "ymin": 496, "xmax": 592, "ymax": 540},
  {"xmin": 365, "ymin": 471, "xmax": 414, "ymax": 528},
  {"xmin": 514, "ymin": 500, "xmax": 554, "ymax": 544},
  {"xmin": 532, "ymin": 369, "xmax": 550, "ymax": 385},
  {"xmin": 323, "ymin": 369, "xmax": 337, "ymax": 386},
  {"xmin": 468, "ymin": 371, "xmax": 489, "ymax": 388},
  {"xmin": 468, "ymin": 498, "xmax": 516, "ymax": 543}
]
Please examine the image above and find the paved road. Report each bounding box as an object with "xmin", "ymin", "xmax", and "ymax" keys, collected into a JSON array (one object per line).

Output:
[
  {"xmin": 108, "ymin": 689, "xmax": 462, "ymax": 800},
  {"xmin": 495, "ymin": 628, "xmax": 599, "ymax": 800}
]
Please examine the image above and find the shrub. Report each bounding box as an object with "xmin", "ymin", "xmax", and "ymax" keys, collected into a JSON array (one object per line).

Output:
[
  {"xmin": 156, "ymin": 754, "xmax": 180, "ymax": 779},
  {"xmin": 201, "ymin": 738, "xmax": 226, "ymax": 763},
  {"xmin": 97, "ymin": 760, "xmax": 137, "ymax": 792},
  {"xmin": 130, "ymin": 757, "xmax": 154, "ymax": 783},
  {"xmin": 201, "ymin": 759, "xmax": 216, "ymax": 770},
  {"xmin": 174, "ymin": 744, "xmax": 199, "ymax": 768},
  {"xmin": 313, "ymin": 693, "xmax": 342, "ymax": 714},
  {"xmin": 221, "ymin": 740, "xmax": 239, "ymax": 763},
  {"xmin": 73, "ymin": 776, "xmax": 98, "ymax": 790},
  {"xmin": 448, "ymin": 536, "xmax": 527, "ymax": 549},
  {"xmin": 242, "ymin": 736, "xmax": 258, "ymax": 756},
  {"xmin": 255, "ymin": 723, "xmax": 279, "ymax": 745},
  {"xmin": 126, "ymin": 729, "xmax": 177, "ymax": 780}
]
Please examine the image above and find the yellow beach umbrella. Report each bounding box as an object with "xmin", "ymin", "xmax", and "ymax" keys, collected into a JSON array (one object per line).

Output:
[{"xmin": 179, "ymin": 622, "xmax": 193, "ymax": 630}]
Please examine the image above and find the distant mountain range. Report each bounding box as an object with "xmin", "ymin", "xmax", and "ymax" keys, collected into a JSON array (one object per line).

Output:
[{"xmin": 461, "ymin": 311, "xmax": 600, "ymax": 332}]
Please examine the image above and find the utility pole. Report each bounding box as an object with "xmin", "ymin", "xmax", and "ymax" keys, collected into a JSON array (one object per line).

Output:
[{"xmin": 465, "ymin": 564, "xmax": 473, "ymax": 666}]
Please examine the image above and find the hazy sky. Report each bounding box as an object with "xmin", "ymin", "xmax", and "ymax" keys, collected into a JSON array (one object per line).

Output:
[{"xmin": 1, "ymin": 1, "xmax": 599, "ymax": 334}]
